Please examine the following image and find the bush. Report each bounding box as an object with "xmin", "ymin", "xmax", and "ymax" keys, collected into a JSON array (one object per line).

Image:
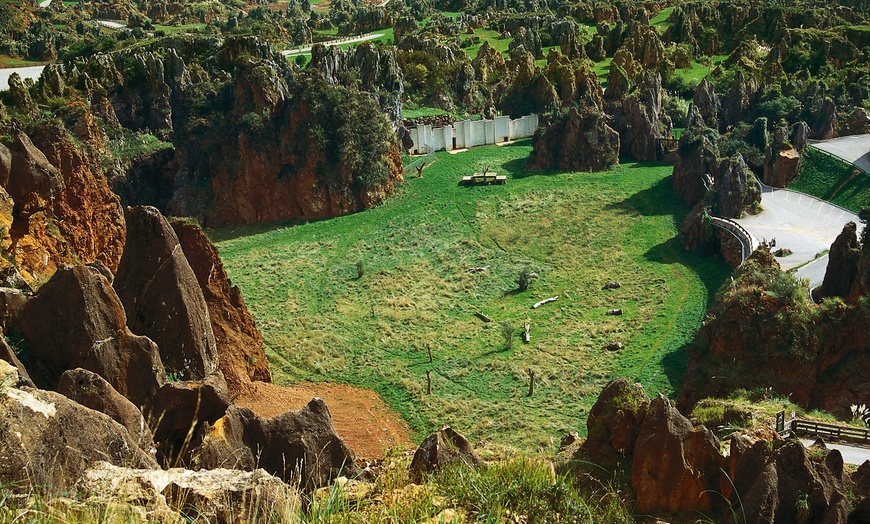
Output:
[{"xmin": 515, "ymin": 268, "xmax": 536, "ymax": 291}]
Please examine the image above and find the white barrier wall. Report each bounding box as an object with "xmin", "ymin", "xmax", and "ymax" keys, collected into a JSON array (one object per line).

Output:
[{"xmin": 408, "ymin": 113, "xmax": 539, "ymax": 155}]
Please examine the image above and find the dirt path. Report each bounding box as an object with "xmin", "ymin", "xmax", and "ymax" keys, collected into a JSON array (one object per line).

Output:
[{"xmin": 235, "ymin": 381, "xmax": 415, "ymax": 460}]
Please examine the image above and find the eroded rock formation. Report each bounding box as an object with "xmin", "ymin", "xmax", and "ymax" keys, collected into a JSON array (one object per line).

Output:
[
  {"xmin": 114, "ymin": 206, "xmax": 219, "ymax": 381},
  {"xmin": 172, "ymin": 220, "xmax": 270, "ymax": 394},
  {"xmin": 527, "ymin": 108, "xmax": 619, "ymax": 171}
]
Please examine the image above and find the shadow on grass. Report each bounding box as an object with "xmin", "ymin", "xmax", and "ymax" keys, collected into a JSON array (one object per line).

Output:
[
  {"xmin": 209, "ymin": 215, "xmax": 334, "ymax": 242},
  {"xmin": 605, "ymin": 175, "xmax": 676, "ymax": 216},
  {"xmin": 660, "ymin": 342, "xmax": 691, "ymax": 395}
]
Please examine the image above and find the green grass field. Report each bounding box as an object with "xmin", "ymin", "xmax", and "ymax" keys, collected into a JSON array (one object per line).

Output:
[
  {"xmin": 790, "ymin": 147, "xmax": 870, "ymax": 213},
  {"xmin": 214, "ymin": 141, "xmax": 730, "ymax": 451}
]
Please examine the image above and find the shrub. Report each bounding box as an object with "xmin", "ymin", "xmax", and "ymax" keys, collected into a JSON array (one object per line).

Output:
[
  {"xmin": 515, "ymin": 268, "xmax": 536, "ymax": 291},
  {"xmin": 501, "ymin": 322, "xmax": 514, "ymax": 350}
]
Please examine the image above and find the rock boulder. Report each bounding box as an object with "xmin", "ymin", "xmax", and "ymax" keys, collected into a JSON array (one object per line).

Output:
[
  {"xmin": 817, "ymin": 222, "xmax": 861, "ymax": 301},
  {"xmin": 188, "ymin": 398, "xmax": 357, "ymax": 490},
  {"xmin": 114, "ymin": 206, "xmax": 219, "ymax": 381},
  {"xmin": 579, "ymin": 378, "xmax": 649, "ymax": 472},
  {"xmin": 0, "ymin": 362, "xmax": 158, "ymax": 493},
  {"xmin": 17, "ymin": 264, "xmax": 166, "ymax": 406},
  {"xmin": 171, "ymin": 221, "xmax": 270, "ymax": 395},
  {"xmin": 631, "ymin": 394, "xmax": 723, "ymax": 514},
  {"xmin": 409, "ymin": 426, "xmax": 480, "ymax": 483},
  {"xmin": 57, "ymin": 368, "xmax": 154, "ymax": 449},
  {"xmin": 79, "ymin": 461, "xmax": 299, "ymax": 524}
]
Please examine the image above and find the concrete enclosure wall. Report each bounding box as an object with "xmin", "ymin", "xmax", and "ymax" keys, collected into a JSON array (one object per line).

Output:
[{"xmin": 408, "ymin": 114, "xmax": 539, "ymax": 154}]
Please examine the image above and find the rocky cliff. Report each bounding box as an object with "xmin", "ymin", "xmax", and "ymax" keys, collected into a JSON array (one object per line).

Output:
[
  {"xmin": 679, "ymin": 247, "xmax": 870, "ymax": 418},
  {"xmin": 6, "ymin": 35, "xmax": 403, "ymax": 229}
]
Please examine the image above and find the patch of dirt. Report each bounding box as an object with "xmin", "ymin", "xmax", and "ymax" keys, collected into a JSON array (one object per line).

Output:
[{"xmin": 236, "ymin": 381, "xmax": 415, "ymax": 460}]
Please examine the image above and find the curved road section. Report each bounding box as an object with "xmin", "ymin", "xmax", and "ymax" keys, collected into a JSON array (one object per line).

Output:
[
  {"xmin": 733, "ymin": 185, "xmax": 858, "ymax": 288},
  {"xmin": 810, "ymin": 134, "xmax": 870, "ymax": 174}
]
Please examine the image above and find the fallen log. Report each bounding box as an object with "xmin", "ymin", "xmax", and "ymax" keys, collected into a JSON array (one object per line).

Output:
[
  {"xmin": 475, "ymin": 311, "xmax": 492, "ymax": 323},
  {"xmin": 532, "ymin": 296, "xmax": 559, "ymax": 309},
  {"xmin": 466, "ymin": 266, "xmax": 490, "ymax": 274}
]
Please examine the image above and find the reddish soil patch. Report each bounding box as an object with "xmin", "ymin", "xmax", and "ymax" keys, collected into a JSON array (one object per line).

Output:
[{"xmin": 236, "ymin": 381, "xmax": 415, "ymax": 460}]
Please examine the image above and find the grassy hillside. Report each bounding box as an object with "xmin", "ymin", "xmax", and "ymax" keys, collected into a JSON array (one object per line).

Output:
[
  {"xmin": 214, "ymin": 141, "xmax": 730, "ymax": 450},
  {"xmin": 789, "ymin": 147, "xmax": 870, "ymax": 213}
]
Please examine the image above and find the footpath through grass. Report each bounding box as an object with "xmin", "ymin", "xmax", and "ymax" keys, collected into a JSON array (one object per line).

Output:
[
  {"xmin": 214, "ymin": 141, "xmax": 729, "ymax": 451},
  {"xmin": 790, "ymin": 147, "xmax": 870, "ymax": 213}
]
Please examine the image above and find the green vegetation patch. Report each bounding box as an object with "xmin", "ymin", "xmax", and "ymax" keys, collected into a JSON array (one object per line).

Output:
[
  {"xmin": 790, "ymin": 147, "xmax": 870, "ymax": 213},
  {"xmin": 215, "ymin": 141, "xmax": 729, "ymax": 450},
  {"xmin": 401, "ymin": 106, "xmax": 448, "ymax": 119}
]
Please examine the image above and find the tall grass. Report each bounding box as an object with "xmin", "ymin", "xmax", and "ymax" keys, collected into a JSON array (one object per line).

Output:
[{"xmin": 215, "ymin": 140, "xmax": 730, "ymax": 450}]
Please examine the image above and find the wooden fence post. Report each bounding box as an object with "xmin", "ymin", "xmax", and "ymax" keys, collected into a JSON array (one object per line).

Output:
[
  {"xmin": 527, "ymin": 369, "xmax": 535, "ymax": 397},
  {"xmin": 426, "ymin": 370, "xmax": 432, "ymax": 395}
]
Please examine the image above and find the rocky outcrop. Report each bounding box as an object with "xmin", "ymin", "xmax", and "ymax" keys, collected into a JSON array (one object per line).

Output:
[
  {"xmin": 57, "ymin": 368, "xmax": 154, "ymax": 449},
  {"xmin": 621, "ymin": 71, "xmax": 665, "ymax": 162},
  {"xmin": 679, "ymin": 201, "xmax": 718, "ymax": 254},
  {"xmin": 32, "ymin": 122, "xmax": 126, "ymax": 272},
  {"xmin": 763, "ymin": 147, "xmax": 800, "ymax": 188},
  {"xmin": 79, "ymin": 461, "xmax": 299, "ymax": 524},
  {"xmin": 172, "ymin": 221, "xmax": 270, "ymax": 395},
  {"xmin": 409, "ymin": 426, "xmax": 480, "ymax": 483},
  {"xmin": 727, "ymin": 441, "xmax": 850, "ymax": 524},
  {"xmin": 16, "ymin": 264, "xmax": 165, "ymax": 407},
  {"xmin": 472, "ymin": 41, "xmax": 508, "ymax": 84},
  {"xmin": 0, "ymin": 361, "xmax": 157, "ymax": 493},
  {"xmin": 189, "ymin": 399, "xmax": 357, "ymax": 490},
  {"xmin": 1, "ymin": 125, "xmax": 126, "ymax": 285},
  {"xmin": 579, "ymin": 378, "xmax": 649, "ymax": 472},
  {"xmin": 672, "ymin": 120, "xmax": 717, "ymax": 208},
  {"xmin": 693, "ymin": 79, "xmax": 719, "ymax": 131},
  {"xmin": 763, "ymin": 124, "xmax": 802, "ymax": 188},
  {"xmin": 145, "ymin": 373, "xmax": 230, "ymax": 464},
  {"xmin": 817, "ymin": 222, "xmax": 861, "ymax": 300},
  {"xmin": 527, "ymin": 108, "xmax": 619, "ymax": 171},
  {"xmin": 114, "ymin": 206, "xmax": 219, "ymax": 381},
  {"xmin": 631, "ymin": 395, "xmax": 723, "ymax": 514},
  {"xmin": 8, "ymin": 131, "xmax": 62, "ymax": 219},
  {"xmin": 680, "ymin": 247, "xmax": 870, "ymax": 417},
  {"xmin": 841, "ymin": 107, "xmax": 870, "ymax": 136},
  {"xmin": 715, "ymin": 154, "xmax": 761, "ymax": 218},
  {"xmin": 309, "ymin": 43, "xmax": 404, "ymax": 122},
  {"xmin": 721, "ymin": 71, "xmax": 760, "ymax": 128}
]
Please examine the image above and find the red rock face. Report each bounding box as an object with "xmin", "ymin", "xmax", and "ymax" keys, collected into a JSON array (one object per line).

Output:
[
  {"xmin": 204, "ymin": 116, "xmax": 403, "ymax": 227},
  {"xmin": 1, "ymin": 124, "xmax": 126, "ymax": 285},
  {"xmin": 763, "ymin": 147, "xmax": 800, "ymax": 188},
  {"xmin": 33, "ymin": 123, "xmax": 126, "ymax": 272},
  {"xmin": 172, "ymin": 220, "xmax": 271, "ymax": 395}
]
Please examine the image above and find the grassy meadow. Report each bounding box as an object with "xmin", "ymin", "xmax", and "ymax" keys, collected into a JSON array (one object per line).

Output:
[
  {"xmin": 214, "ymin": 141, "xmax": 730, "ymax": 451},
  {"xmin": 790, "ymin": 147, "xmax": 870, "ymax": 213}
]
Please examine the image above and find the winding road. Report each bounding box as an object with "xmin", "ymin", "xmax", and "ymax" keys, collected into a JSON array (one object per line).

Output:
[{"xmin": 732, "ymin": 185, "xmax": 858, "ymax": 288}]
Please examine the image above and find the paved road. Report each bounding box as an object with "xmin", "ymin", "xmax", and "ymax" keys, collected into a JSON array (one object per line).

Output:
[
  {"xmin": 733, "ymin": 186, "xmax": 858, "ymax": 288},
  {"xmin": 281, "ymin": 32, "xmax": 386, "ymax": 57},
  {"xmin": 95, "ymin": 19, "xmax": 127, "ymax": 30},
  {"xmin": 810, "ymin": 134, "xmax": 870, "ymax": 173},
  {"xmin": 801, "ymin": 438, "xmax": 870, "ymax": 466},
  {"xmin": 0, "ymin": 65, "xmax": 47, "ymax": 92}
]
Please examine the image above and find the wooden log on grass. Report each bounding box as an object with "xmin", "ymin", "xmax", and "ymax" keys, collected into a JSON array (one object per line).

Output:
[
  {"xmin": 475, "ymin": 311, "xmax": 492, "ymax": 323},
  {"xmin": 532, "ymin": 296, "xmax": 559, "ymax": 309}
]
